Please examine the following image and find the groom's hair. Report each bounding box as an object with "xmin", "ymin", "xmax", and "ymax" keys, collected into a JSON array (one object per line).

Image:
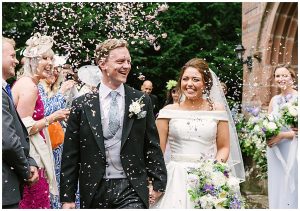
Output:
[{"xmin": 95, "ymin": 39, "xmax": 128, "ymax": 65}]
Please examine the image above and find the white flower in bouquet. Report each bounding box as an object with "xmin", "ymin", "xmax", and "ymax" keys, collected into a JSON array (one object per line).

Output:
[
  {"xmin": 187, "ymin": 174, "xmax": 199, "ymax": 189},
  {"xmin": 248, "ymin": 116, "xmax": 259, "ymax": 125},
  {"xmin": 255, "ymin": 139, "xmax": 266, "ymax": 151},
  {"xmin": 262, "ymin": 119, "xmax": 268, "ymax": 128},
  {"xmin": 252, "ymin": 113, "xmax": 282, "ymax": 140},
  {"xmin": 288, "ymin": 105, "xmax": 298, "ymax": 117},
  {"xmin": 266, "ymin": 122, "xmax": 278, "ymax": 131},
  {"xmin": 202, "ymin": 162, "xmax": 214, "ymax": 173},
  {"xmin": 227, "ymin": 177, "xmax": 240, "ymax": 193},
  {"xmin": 253, "ymin": 125, "xmax": 261, "ymax": 133},
  {"xmin": 211, "ymin": 171, "xmax": 227, "ymax": 186},
  {"xmin": 199, "ymin": 195, "xmax": 217, "ymax": 209},
  {"xmin": 267, "ymin": 114, "xmax": 276, "ymax": 122}
]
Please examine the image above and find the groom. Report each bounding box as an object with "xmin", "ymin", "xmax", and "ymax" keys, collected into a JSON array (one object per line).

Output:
[{"xmin": 60, "ymin": 38, "xmax": 167, "ymax": 209}]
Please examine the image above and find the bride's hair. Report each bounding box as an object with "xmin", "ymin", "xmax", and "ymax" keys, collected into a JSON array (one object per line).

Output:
[{"xmin": 178, "ymin": 58, "xmax": 214, "ymax": 109}]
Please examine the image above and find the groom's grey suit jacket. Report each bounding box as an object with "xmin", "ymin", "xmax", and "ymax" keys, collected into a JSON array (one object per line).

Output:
[
  {"xmin": 2, "ymin": 88, "xmax": 37, "ymax": 206},
  {"xmin": 60, "ymin": 84, "xmax": 167, "ymax": 208}
]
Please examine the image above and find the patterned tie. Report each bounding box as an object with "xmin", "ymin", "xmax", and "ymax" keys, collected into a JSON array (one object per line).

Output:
[
  {"xmin": 5, "ymin": 84, "xmax": 13, "ymax": 99},
  {"xmin": 108, "ymin": 91, "xmax": 120, "ymax": 136}
]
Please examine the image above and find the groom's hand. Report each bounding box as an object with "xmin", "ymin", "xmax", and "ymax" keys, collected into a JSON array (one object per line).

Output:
[
  {"xmin": 149, "ymin": 189, "xmax": 162, "ymax": 205},
  {"xmin": 62, "ymin": 202, "xmax": 76, "ymax": 209}
]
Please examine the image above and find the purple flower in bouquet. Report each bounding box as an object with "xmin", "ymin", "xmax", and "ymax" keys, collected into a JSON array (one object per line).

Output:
[
  {"xmin": 251, "ymin": 107, "xmax": 260, "ymax": 117},
  {"xmin": 223, "ymin": 170, "xmax": 229, "ymax": 178},
  {"xmin": 244, "ymin": 106, "xmax": 260, "ymax": 117},
  {"xmin": 229, "ymin": 194, "xmax": 242, "ymax": 209},
  {"xmin": 203, "ymin": 184, "xmax": 215, "ymax": 195}
]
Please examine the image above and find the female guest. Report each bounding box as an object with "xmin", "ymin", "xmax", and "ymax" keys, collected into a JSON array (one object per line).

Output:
[
  {"xmin": 267, "ymin": 64, "xmax": 298, "ymax": 209},
  {"xmin": 163, "ymin": 80, "xmax": 180, "ymax": 163},
  {"xmin": 164, "ymin": 80, "xmax": 179, "ymax": 106},
  {"xmin": 38, "ymin": 56, "xmax": 77, "ymax": 208},
  {"xmin": 11, "ymin": 33, "xmax": 69, "ymax": 208},
  {"xmin": 152, "ymin": 58, "xmax": 245, "ymax": 208}
]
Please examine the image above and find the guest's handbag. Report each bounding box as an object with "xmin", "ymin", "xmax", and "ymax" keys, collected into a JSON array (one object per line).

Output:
[{"xmin": 48, "ymin": 122, "xmax": 64, "ymax": 149}]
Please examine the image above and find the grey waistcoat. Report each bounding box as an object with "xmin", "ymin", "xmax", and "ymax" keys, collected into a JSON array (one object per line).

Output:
[{"xmin": 100, "ymin": 102, "xmax": 126, "ymax": 179}]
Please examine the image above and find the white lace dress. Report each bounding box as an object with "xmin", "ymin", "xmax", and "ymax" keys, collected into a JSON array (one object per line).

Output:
[
  {"xmin": 267, "ymin": 94, "xmax": 298, "ymax": 209},
  {"xmin": 151, "ymin": 109, "xmax": 230, "ymax": 209}
]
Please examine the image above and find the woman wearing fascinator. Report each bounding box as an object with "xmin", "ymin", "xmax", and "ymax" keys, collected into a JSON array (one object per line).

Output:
[
  {"xmin": 151, "ymin": 58, "xmax": 245, "ymax": 208},
  {"xmin": 11, "ymin": 33, "xmax": 69, "ymax": 208}
]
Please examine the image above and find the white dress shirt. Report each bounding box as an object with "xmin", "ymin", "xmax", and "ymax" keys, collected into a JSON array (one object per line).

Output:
[{"xmin": 99, "ymin": 82, "xmax": 125, "ymax": 124}]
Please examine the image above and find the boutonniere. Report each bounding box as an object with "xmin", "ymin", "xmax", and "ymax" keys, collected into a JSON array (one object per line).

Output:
[{"xmin": 129, "ymin": 95, "xmax": 147, "ymax": 119}]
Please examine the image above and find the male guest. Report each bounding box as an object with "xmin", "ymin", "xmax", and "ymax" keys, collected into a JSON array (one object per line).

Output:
[
  {"xmin": 2, "ymin": 37, "xmax": 38, "ymax": 208},
  {"xmin": 141, "ymin": 80, "xmax": 159, "ymax": 116},
  {"xmin": 60, "ymin": 39, "xmax": 167, "ymax": 209}
]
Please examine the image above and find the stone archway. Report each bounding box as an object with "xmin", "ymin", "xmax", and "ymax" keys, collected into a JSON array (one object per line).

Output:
[
  {"xmin": 268, "ymin": 3, "xmax": 298, "ymax": 97},
  {"xmin": 241, "ymin": 2, "xmax": 298, "ymax": 110}
]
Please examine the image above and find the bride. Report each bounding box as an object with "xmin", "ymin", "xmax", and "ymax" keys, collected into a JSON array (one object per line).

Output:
[{"xmin": 151, "ymin": 58, "xmax": 245, "ymax": 208}]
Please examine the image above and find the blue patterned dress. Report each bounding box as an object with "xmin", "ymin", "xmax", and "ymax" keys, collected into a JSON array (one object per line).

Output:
[{"xmin": 38, "ymin": 84, "xmax": 80, "ymax": 209}]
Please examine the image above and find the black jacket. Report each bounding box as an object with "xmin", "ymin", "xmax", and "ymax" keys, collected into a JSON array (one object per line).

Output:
[
  {"xmin": 2, "ymin": 88, "xmax": 37, "ymax": 206},
  {"xmin": 60, "ymin": 84, "xmax": 167, "ymax": 208}
]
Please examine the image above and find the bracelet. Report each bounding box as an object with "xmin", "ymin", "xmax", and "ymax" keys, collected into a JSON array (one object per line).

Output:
[{"xmin": 44, "ymin": 117, "xmax": 49, "ymax": 127}]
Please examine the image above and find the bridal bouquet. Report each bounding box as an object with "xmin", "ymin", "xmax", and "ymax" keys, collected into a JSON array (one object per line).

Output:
[
  {"xmin": 187, "ymin": 160, "xmax": 244, "ymax": 209},
  {"xmin": 279, "ymin": 98, "xmax": 298, "ymax": 128}
]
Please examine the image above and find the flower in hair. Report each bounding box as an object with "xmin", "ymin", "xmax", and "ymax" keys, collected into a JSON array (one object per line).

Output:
[{"xmin": 166, "ymin": 80, "xmax": 177, "ymax": 90}]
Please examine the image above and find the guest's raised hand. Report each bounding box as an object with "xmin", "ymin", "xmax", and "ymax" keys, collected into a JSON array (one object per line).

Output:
[
  {"xmin": 50, "ymin": 109, "xmax": 70, "ymax": 122},
  {"xmin": 60, "ymin": 80, "xmax": 77, "ymax": 94},
  {"xmin": 27, "ymin": 166, "xmax": 39, "ymax": 185}
]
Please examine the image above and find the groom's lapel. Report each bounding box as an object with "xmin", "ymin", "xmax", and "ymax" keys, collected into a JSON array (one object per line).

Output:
[
  {"xmin": 84, "ymin": 89, "xmax": 106, "ymax": 155},
  {"xmin": 121, "ymin": 85, "xmax": 135, "ymax": 149}
]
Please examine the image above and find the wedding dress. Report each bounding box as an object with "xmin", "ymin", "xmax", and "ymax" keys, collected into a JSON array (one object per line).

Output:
[
  {"xmin": 267, "ymin": 94, "xmax": 298, "ymax": 209},
  {"xmin": 152, "ymin": 109, "xmax": 233, "ymax": 208},
  {"xmin": 151, "ymin": 70, "xmax": 245, "ymax": 209}
]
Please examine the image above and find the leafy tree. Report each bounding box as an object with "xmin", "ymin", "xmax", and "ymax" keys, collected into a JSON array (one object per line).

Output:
[{"xmin": 2, "ymin": 2, "xmax": 243, "ymax": 107}]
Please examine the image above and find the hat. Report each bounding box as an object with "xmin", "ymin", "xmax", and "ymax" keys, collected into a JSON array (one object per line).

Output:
[
  {"xmin": 77, "ymin": 65, "xmax": 102, "ymax": 87},
  {"xmin": 23, "ymin": 33, "xmax": 54, "ymax": 58}
]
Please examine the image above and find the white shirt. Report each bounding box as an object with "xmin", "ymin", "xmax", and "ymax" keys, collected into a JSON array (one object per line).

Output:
[
  {"xmin": 2, "ymin": 79, "xmax": 8, "ymax": 89},
  {"xmin": 99, "ymin": 82, "xmax": 125, "ymax": 124}
]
